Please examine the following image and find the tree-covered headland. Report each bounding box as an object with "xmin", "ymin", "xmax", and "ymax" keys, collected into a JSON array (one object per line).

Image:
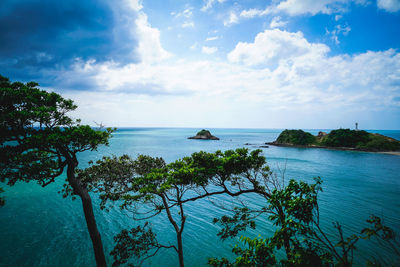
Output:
[
  {"xmin": 276, "ymin": 129, "xmax": 316, "ymax": 145},
  {"xmin": 272, "ymin": 129, "xmax": 400, "ymax": 152}
]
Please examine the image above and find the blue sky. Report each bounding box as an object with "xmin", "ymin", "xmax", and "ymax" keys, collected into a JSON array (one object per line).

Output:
[{"xmin": 1, "ymin": 0, "xmax": 400, "ymax": 129}]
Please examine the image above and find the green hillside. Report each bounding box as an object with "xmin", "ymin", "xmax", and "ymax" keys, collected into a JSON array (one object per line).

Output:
[{"xmin": 274, "ymin": 129, "xmax": 400, "ymax": 152}]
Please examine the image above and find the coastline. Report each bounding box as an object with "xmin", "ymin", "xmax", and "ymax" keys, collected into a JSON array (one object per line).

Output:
[
  {"xmin": 265, "ymin": 142, "xmax": 400, "ymax": 155},
  {"xmin": 377, "ymin": 151, "xmax": 400, "ymax": 156}
]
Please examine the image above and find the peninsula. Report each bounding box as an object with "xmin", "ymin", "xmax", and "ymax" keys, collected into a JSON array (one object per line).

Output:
[
  {"xmin": 267, "ymin": 129, "xmax": 400, "ymax": 153},
  {"xmin": 188, "ymin": 129, "xmax": 220, "ymax": 140}
]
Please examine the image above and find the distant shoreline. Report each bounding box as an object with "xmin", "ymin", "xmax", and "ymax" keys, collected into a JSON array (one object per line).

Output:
[
  {"xmin": 377, "ymin": 151, "xmax": 400, "ymax": 156},
  {"xmin": 265, "ymin": 142, "xmax": 400, "ymax": 155}
]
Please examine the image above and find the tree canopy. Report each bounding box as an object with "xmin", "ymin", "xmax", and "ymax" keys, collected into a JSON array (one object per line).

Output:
[
  {"xmin": 321, "ymin": 129, "xmax": 400, "ymax": 151},
  {"xmin": 196, "ymin": 129, "xmax": 212, "ymax": 136},
  {"xmin": 80, "ymin": 147, "xmax": 399, "ymax": 267},
  {"xmin": 209, "ymin": 178, "xmax": 400, "ymax": 267},
  {"xmin": 0, "ymin": 74, "xmax": 113, "ymax": 266},
  {"xmin": 77, "ymin": 148, "xmax": 271, "ymax": 266},
  {"xmin": 276, "ymin": 129, "xmax": 316, "ymax": 145}
]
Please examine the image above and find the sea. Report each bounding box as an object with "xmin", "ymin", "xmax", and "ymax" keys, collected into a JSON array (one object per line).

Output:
[{"xmin": 1, "ymin": 128, "xmax": 399, "ymax": 266}]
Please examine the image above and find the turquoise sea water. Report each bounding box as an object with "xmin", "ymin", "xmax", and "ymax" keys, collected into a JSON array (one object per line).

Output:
[{"xmin": 1, "ymin": 128, "xmax": 400, "ymax": 266}]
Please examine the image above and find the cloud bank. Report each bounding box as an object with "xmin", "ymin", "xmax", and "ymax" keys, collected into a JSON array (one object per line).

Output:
[
  {"xmin": 0, "ymin": 0, "xmax": 142, "ymax": 81},
  {"xmin": 55, "ymin": 27, "xmax": 400, "ymax": 128}
]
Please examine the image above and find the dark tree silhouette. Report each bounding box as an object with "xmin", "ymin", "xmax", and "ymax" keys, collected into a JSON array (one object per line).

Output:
[{"xmin": 0, "ymin": 75, "xmax": 113, "ymax": 266}]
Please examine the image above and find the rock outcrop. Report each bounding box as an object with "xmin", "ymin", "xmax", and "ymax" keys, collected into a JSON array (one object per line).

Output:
[{"xmin": 188, "ymin": 129, "xmax": 219, "ymax": 140}]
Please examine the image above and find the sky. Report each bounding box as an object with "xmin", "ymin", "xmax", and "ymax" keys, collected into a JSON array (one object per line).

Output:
[{"xmin": 1, "ymin": 0, "xmax": 400, "ymax": 129}]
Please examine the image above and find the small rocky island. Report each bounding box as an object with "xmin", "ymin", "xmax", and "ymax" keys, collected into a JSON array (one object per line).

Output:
[
  {"xmin": 188, "ymin": 129, "xmax": 219, "ymax": 140},
  {"xmin": 267, "ymin": 129, "xmax": 400, "ymax": 153}
]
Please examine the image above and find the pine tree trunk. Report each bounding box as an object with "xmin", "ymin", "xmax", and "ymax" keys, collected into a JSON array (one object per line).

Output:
[
  {"xmin": 161, "ymin": 194, "xmax": 185, "ymax": 267},
  {"xmin": 67, "ymin": 161, "xmax": 107, "ymax": 267},
  {"xmin": 177, "ymin": 232, "xmax": 185, "ymax": 267}
]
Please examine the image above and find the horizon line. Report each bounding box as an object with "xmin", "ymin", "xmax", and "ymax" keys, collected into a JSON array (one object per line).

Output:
[{"xmin": 91, "ymin": 126, "xmax": 400, "ymax": 131}]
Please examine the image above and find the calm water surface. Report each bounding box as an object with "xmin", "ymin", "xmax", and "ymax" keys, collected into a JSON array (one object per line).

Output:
[{"xmin": 1, "ymin": 128, "xmax": 399, "ymax": 266}]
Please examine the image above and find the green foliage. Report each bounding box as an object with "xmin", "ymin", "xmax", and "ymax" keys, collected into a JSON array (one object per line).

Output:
[
  {"xmin": 268, "ymin": 178, "xmax": 321, "ymax": 225},
  {"xmin": 211, "ymin": 178, "xmax": 332, "ymax": 266},
  {"xmin": 79, "ymin": 153, "xmax": 198, "ymax": 266},
  {"xmin": 0, "ymin": 74, "xmax": 115, "ymax": 262},
  {"xmin": 189, "ymin": 148, "xmax": 267, "ymax": 181},
  {"xmin": 358, "ymin": 134, "xmax": 400, "ymax": 151},
  {"xmin": 276, "ymin": 130, "xmax": 316, "ymax": 145},
  {"xmin": 321, "ymin": 129, "xmax": 370, "ymax": 148},
  {"xmin": 209, "ymin": 236, "xmax": 277, "ymax": 267},
  {"xmin": 0, "ymin": 74, "xmax": 114, "ymax": 265},
  {"xmin": 321, "ymin": 129, "xmax": 400, "ymax": 151},
  {"xmin": 81, "ymin": 148, "xmax": 268, "ymax": 211},
  {"xmin": 110, "ymin": 222, "xmax": 172, "ymax": 267},
  {"xmin": 80, "ymin": 148, "xmax": 270, "ymax": 266},
  {"xmin": 210, "ymin": 177, "xmax": 400, "ymax": 267},
  {"xmin": 265, "ymin": 179, "xmax": 326, "ymax": 265},
  {"xmin": 361, "ymin": 215, "xmax": 400, "ymax": 266},
  {"xmin": 0, "ymin": 74, "xmax": 114, "ymax": 188},
  {"xmin": 77, "ymin": 147, "xmax": 400, "ymax": 267},
  {"xmin": 78, "ymin": 154, "xmax": 167, "ymax": 209},
  {"xmin": 196, "ymin": 129, "xmax": 211, "ymax": 136},
  {"xmin": 362, "ymin": 215, "xmax": 395, "ymax": 240},
  {"xmin": 212, "ymin": 207, "xmax": 257, "ymax": 241},
  {"xmin": 274, "ymin": 128, "xmax": 400, "ymax": 151},
  {"xmin": 0, "ymin": 75, "xmax": 76, "ymax": 135}
]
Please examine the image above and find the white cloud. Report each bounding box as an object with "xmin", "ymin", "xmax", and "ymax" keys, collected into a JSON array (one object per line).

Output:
[
  {"xmin": 206, "ymin": 36, "xmax": 220, "ymax": 41},
  {"xmin": 182, "ymin": 21, "xmax": 195, "ymax": 28},
  {"xmin": 335, "ymin": 14, "xmax": 343, "ymax": 21},
  {"xmin": 326, "ymin": 24, "xmax": 351, "ymax": 44},
  {"xmin": 239, "ymin": 1, "xmax": 341, "ymax": 19},
  {"xmin": 228, "ymin": 29, "xmax": 330, "ymax": 67},
  {"xmin": 171, "ymin": 7, "xmax": 195, "ymax": 29},
  {"xmin": 172, "ymin": 8, "xmax": 193, "ymax": 18},
  {"xmin": 61, "ymin": 45, "xmax": 400, "ymax": 128},
  {"xmin": 224, "ymin": 11, "xmax": 239, "ymax": 26},
  {"xmin": 270, "ymin": 16, "xmax": 288, "ymax": 28},
  {"xmin": 181, "ymin": 8, "xmax": 193, "ymax": 18},
  {"xmin": 338, "ymin": 25, "xmax": 351, "ymax": 34},
  {"xmin": 201, "ymin": 0, "xmax": 226, "ymax": 12},
  {"xmin": 377, "ymin": 0, "xmax": 400, "ymax": 12},
  {"xmin": 202, "ymin": 46, "xmax": 218, "ymax": 54},
  {"xmin": 135, "ymin": 11, "xmax": 171, "ymax": 63},
  {"xmin": 240, "ymin": 7, "xmax": 271, "ymax": 18},
  {"xmin": 126, "ymin": 0, "xmax": 143, "ymax": 11},
  {"xmin": 235, "ymin": 1, "xmax": 357, "ymax": 25},
  {"xmin": 235, "ymin": 0, "xmax": 384, "ymax": 23},
  {"xmin": 276, "ymin": 0, "xmax": 349, "ymax": 15},
  {"xmin": 273, "ymin": 0, "xmax": 373, "ymax": 15}
]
